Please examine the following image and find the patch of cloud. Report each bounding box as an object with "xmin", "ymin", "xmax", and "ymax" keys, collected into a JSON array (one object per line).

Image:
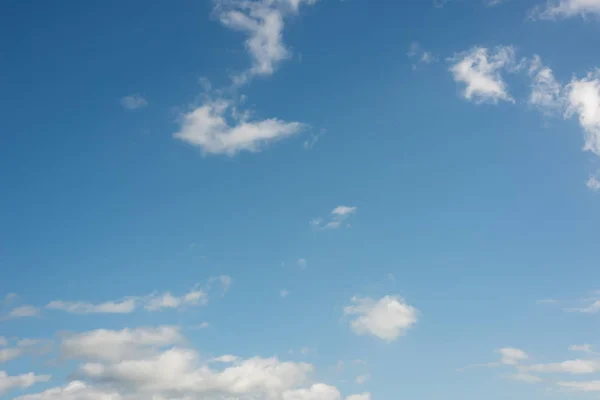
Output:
[
  {"xmin": 311, "ymin": 206, "xmax": 357, "ymax": 230},
  {"xmin": 280, "ymin": 289, "xmax": 290, "ymax": 298},
  {"xmin": 46, "ymin": 298, "xmax": 137, "ymax": 315},
  {"xmin": 449, "ymin": 46, "xmax": 517, "ymax": 103},
  {"xmin": 525, "ymin": 359, "xmax": 600, "ymax": 374},
  {"xmin": 174, "ymin": 99, "xmax": 305, "ymax": 156},
  {"xmin": 587, "ymin": 175, "xmax": 600, "ymax": 191},
  {"xmin": 61, "ymin": 326, "xmax": 183, "ymax": 362},
  {"xmin": 528, "ymin": 55, "xmax": 564, "ymax": 115},
  {"xmin": 145, "ymin": 287, "xmax": 207, "ymax": 312},
  {"xmin": 355, "ymin": 374, "xmax": 369, "ymax": 385},
  {"xmin": 498, "ymin": 348, "xmax": 529, "ymax": 365},
  {"xmin": 557, "ymin": 380, "xmax": 600, "ymax": 392},
  {"xmin": 407, "ymin": 42, "xmax": 437, "ymax": 70},
  {"xmin": 0, "ymin": 371, "xmax": 50, "ymax": 396},
  {"xmin": 509, "ymin": 370, "xmax": 543, "ymax": 383},
  {"xmin": 120, "ymin": 94, "xmax": 147, "ymax": 110},
  {"xmin": 0, "ymin": 348, "xmax": 22, "ymax": 363},
  {"xmin": 8, "ymin": 305, "xmax": 39, "ymax": 318},
  {"xmin": 536, "ymin": 298, "xmax": 558, "ymax": 304},
  {"xmin": 283, "ymin": 383, "xmax": 341, "ymax": 400},
  {"xmin": 344, "ymin": 295, "xmax": 419, "ymax": 342},
  {"xmin": 532, "ymin": 0, "xmax": 600, "ymax": 19},
  {"xmin": 346, "ymin": 394, "xmax": 371, "ymax": 400},
  {"xmin": 215, "ymin": 0, "xmax": 319, "ymax": 84},
  {"xmin": 565, "ymin": 70, "xmax": 600, "ymax": 156}
]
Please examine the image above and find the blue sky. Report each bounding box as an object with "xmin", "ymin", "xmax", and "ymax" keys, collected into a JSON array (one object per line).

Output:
[{"xmin": 1, "ymin": 0, "xmax": 600, "ymax": 399}]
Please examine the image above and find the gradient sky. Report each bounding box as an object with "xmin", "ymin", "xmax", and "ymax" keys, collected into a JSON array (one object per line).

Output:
[{"xmin": 1, "ymin": 1, "xmax": 600, "ymax": 399}]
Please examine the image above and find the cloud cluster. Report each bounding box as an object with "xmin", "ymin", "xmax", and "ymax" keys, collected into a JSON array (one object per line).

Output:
[
  {"xmin": 533, "ymin": 0, "xmax": 600, "ymax": 19},
  {"xmin": 10, "ymin": 325, "xmax": 368, "ymax": 400}
]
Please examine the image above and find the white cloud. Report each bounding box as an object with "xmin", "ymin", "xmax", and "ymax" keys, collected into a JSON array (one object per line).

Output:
[
  {"xmin": 297, "ymin": 258, "xmax": 308, "ymax": 268},
  {"xmin": 346, "ymin": 394, "xmax": 371, "ymax": 400},
  {"xmin": 120, "ymin": 94, "xmax": 147, "ymax": 110},
  {"xmin": 0, "ymin": 337, "xmax": 6, "ymax": 347},
  {"xmin": 0, "ymin": 371, "xmax": 50, "ymax": 396},
  {"xmin": 145, "ymin": 288, "xmax": 207, "ymax": 312},
  {"xmin": 355, "ymin": 374, "xmax": 369, "ymax": 385},
  {"xmin": 571, "ymin": 299, "xmax": 600, "ymax": 313},
  {"xmin": 534, "ymin": 0, "xmax": 600, "ymax": 19},
  {"xmin": 0, "ymin": 348, "xmax": 22, "ymax": 363},
  {"xmin": 565, "ymin": 70, "xmax": 600, "ymax": 156},
  {"xmin": 283, "ymin": 384, "xmax": 341, "ymax": 400},
  {"xmin": 46, "ymin": 298, "xmax": 136, "ymax": 314},
  {"xmin": 61, "ymin": 326, "xmax": 182, "ymax": 362},
  {"xmin": 174, "ymin": 100, "xmax": 305, "ymax": 156},
  {"xmin": 450, "ymin": 46, "xmax": 517, "ymax": 103},
  {"xmin": 311, "ymin": 206, "xmax": 357, "ymax": 230},
  {"xmin": 344, "ymin": 295, "xmax": 419, "ymax": 342},
  {"xmin": 8, "ymin": 305, "xmax": 39, "ymax": 318},
  {"xmin": 526, "ymin": 359, "xmax": 600, "ymax": 374},
  {"xmin": 558, "ymin": 380, "xmax": 600, "ymax": 391},
  {"xmin": 528, "ymin": 55, "xmax": 564, "ymax": 115},
  {"xmin": 210, "ymin": 355, "xmax": 239, "ymax": 363},
  {"xmin": 13, "ymin": 381, "xmax": 122, "ymax": 400},
  {"xmin": 407, "ymin": 42, "xmax": 437, "ymax": 69},
  {"xmin": 570, "ymin": 344, "xmax": 594, "ymax": 353},
  {"xmin": 216, "ymin": 0, "xmax": 318, "ymax": 83},
  {"xmin": 17, "ymin": 339, "xmax": 41, "ymax": 348},
  {"xmin": 510, "ymin": 370, "xmax": 543, "ymax": 383},
  {"xmin": 587, "ymin": 176, "xmax": 600, "ymax": 191},
  {"xmin": 498, "ymin": 348, "xmax": 529, "ymax": 365},
  {"xmin": 281, "ymin": 289, "xmax": 290, "ymax": 298}
]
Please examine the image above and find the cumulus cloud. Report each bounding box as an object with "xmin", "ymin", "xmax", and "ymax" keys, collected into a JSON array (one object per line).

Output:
[
  {"xmin": 533, "ymin": 0, "xmax": 600, "ymax": 19},
  {"xmin": 283, "ymin": 383, "xmax": 341, "ymax": 400},
  {"xmin": 120, "ymin": 94, "xmax": 147, "ymax": 110},
  {"xmin": 215, "ymin": 0, "xmax": 319, "ymax": 83},
  {"xmin": 346, "ymin": 394, "xmax": 372, "ymax": 400},
  {"xmin": 565, "ymin": 70, "xmax": 600, "ymax": 156},
  {"xmin": 311, "ymin": 206, "xmax": 357, "ymax": 230},
  {"xmin": 587, "ymin": 176, "xmax": 600, "ymax": 191},
  {"xmin": 449, "ymin": 46, "xmax": 517, "ymax": 103},
  {"xmin": 8, "ymin": 305, "xmax": 40, "ymax": 318},
  {"xmin": 13, "ymin": 381, "xmax": 122, "ymax": 400},
  {"xmin": 498, "ymin": 348, "xmax": 529, "ymax": 365},
  {"xmin": 344, "ymin": 295, "xmax": 419, "ymax": 341},
  {"xmin": 46, "ymin": 299, "xmax": 137, "ymax": 314},
  {"xmin": 61, "ymin": 326, "xmax": 183, "ymax": 362},
  {"xmin": 174, "ymin": 100, "xmax": 305, "ymax": 156},
  {"xmin": 0, "ymin": 371, "xmax": 50, "ymax": 396}
]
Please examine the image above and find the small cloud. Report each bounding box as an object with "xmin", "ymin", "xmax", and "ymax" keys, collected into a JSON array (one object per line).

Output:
[
  {"xmin": 300, "ymin": 346, "xmax": 310, "ymax": 355},
  {"xmin": 509, "ymin": 371, "xmax": 542, "ymax": 384},
  {"xmin": 355, "ymin": 374, "xmax": 370, "ymax": 385},
  {"xmin": 120, "ymin": 94, "xmax": 148, "ymax": 110},
  {"xmin": 8, "ymin": 305, "xmax": 40, "ymax": 318},
  {"xmin": 3, "ymin": 293, "xmax": 17, "ymax": 303},
  {"xmin": 407, "ymin": 42, "xmax": 437, "ymax": 70},
  {"xmin": 385, "ymin": 273, "xmax": 396, "ymax": 282},
  {"xmin": 296, "ymin": 258, "xmax": 307, "ymax": 268},
  {"xmin": 587, "ymin": 176, "xmax": 600, "ymax": 192},
  {"xmin": 47, "ymin": 298, "xmax": 137, "ymax": 314},
  {"xmin": 0, "ymin": 337, "xmax": 7, "ymax": 347},
  {"xmin": 210, "ymin": 354, "xmax": 239, "ymax": 363},
  {"xmin": 16, "ymin": 338, "xmax": 40, "ymax": 347},
  {"xmin": 303, "ymin": 128, "xmax": 326, "ymax": 150},
  {"xmin": 344, "ymin": 295, "xmax": 418, "ymax": 342},
  {"xmin": 280, "ymin": 289, "xmax": 290, "ymax": 298},
  {"xmin": 498, "ymin": 347, "xmax": 529, "ymax": 365},
  {"xmin": 311, "ymin": 206, "xmax": 357, "ymax": 230},
  {"xmin": 209, "ymin": 275, "xmax": 232, "ymax": 294},
  {"xmin": 536, "ymin": 298, "xmax": 558, "ymax": 305},
  {"xmin": 569, "ymin": 344, "xmax": 596, "ymax": 354}
]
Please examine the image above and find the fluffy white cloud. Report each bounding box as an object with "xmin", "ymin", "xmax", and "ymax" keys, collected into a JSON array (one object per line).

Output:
[
  {"xmin": 534, "ymin": 0, "xmax": 600, "ymax": 19},
  {"xmin": 120, "ymin": 94, "xmax": 147, "ymax": 110},
  {"xmin": 216, "ymin": 0, "xmax": 318, "ymax": 83},
  {"xmin": 565, "ymin": 70, "xmax": 600, "ymax": 156},
  {"xmin": 526, "ymin": 359, "xmax": 600, "ymax": 374},
  {"xmin": 8, "ymin": 305, "xmax": 40, "ymax": 318},
  {"xmin": 498, "ymin": 348, "xmax": 529, "ymax": 365},
  {"xmin": 450, "ymin": 46, "xmax": 517, "ymax": 103},
  {"xmin": 0, "ymin": 371, "xmax": 50, "ymax": 396},
  {"xmin": 510, "ymin": 370, "xmax": 543, "ymax": 383},
  {"xmin": 61, "ymin": 326, "xmax": 182, "ymax": 362},
  {"xmin": 570, "ymin": 344, "xmax": 594, "ymax": 353},
  {"xmin": 46, "ymin": 299, "xmax": 136, "ymax": 314},
  {"xmin": 587, "ymin": 176, "xmax": 600, "ymax": 191},
  {"xmin": 283, "ymin": 383, "xmax": 341, "ymax": 400},
  {"xmin": 174, "ymin": 100, "xmax": 305, "ymax": 156},
  {"xmin": 528, "ymin": 55, "xmax": 564, "ymax": 115},
  {"xmin": 344, "ymin": 295, "xmax": 419, "ymax": 341},
  {"xmin": 558, "ymin": 380, "xmax": 600, "ymax": 391},
  {"xmin": 311, "ymin": 206, "xmax": 357, "ymax": 230}
]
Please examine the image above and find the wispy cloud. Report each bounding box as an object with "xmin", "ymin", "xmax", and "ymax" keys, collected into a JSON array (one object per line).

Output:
[
  {"xmin": 531, "ymin": 0, "xmax": 600, "ymax": 20},
  {"xmin": 8, "ymin": 305, "xmax": 39, "ymax": 318},
  {"xmin": 311, "ymin": 205, "xmax": 357, "ymax": 230},
  {"xmin": 46, "ymin": 299, "xmax": 137, "ymax": 315},
  {"xmin": 120, "ymin": 94, "xmax": 148, "ymax": 110}
]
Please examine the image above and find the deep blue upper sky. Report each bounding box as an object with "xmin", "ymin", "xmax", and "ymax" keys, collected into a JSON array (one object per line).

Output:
[{"xmin": 1, "ymin": 1, "xmax": 600, "ymax": 399}]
